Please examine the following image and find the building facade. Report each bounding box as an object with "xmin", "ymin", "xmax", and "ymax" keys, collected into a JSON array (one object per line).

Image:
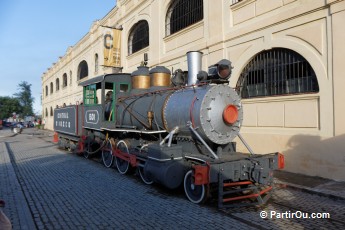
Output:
[{"xmin": 41, "ymin": 0, "xmax": 345, "ymax": 181}]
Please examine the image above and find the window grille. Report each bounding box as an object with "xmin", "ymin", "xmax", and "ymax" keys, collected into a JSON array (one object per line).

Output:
[
  {"xmin": 166, "ymin": 0, "xmax": 204, "ymax": 36},
  {"xmin": 128, "ymin": 20, "xmax": 149, "ymax": 55},
  {"xmin": 63, "ymin": 73, "xmax": 68, "ymax": 87},
  {"xmin": 236, "ymin": 48, "xmax": 319, "ymax": 98}
]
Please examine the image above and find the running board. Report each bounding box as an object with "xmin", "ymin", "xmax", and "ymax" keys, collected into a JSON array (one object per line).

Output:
[{"xmin": 218, "ymin": 173, "xmax": 273, "ymax": 208}]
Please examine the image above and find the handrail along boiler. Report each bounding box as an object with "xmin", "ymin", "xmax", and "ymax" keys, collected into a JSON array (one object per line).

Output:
[{"xmin": 54, "ymin": 51, "xmax": 284, "ymax": 207}]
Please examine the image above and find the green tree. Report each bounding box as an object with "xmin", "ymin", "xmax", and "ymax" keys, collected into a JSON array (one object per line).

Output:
[
  {"xmin": 0, "ymin": 96, "xmax": 22, "ymax": 119},
  {"xmin": 13, "ymin": 81, "xmax": 34, "ymax": 116}
]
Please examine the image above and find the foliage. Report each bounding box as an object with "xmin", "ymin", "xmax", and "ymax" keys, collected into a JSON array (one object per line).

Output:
[
  {"xmin": 0, "ymin": 81, "xmax": 35, "ymax": 119},
  {"xmin": 13, "ymin": 81, "xmax": 34, "ymax": 117},
  {"xmin": 0, "ymin": 96, "xmax": 22, "ymax": 119}
]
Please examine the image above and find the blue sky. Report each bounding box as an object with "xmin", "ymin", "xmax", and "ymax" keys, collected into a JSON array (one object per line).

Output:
[{"xmin": 0, "ymin": 0, "xmax": 116, "ymax": 114}]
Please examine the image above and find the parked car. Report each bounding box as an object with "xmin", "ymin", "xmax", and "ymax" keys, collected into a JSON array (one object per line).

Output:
[{"xmin": 3, "ymin": 121, "xmax": 12, "ymax": 127}]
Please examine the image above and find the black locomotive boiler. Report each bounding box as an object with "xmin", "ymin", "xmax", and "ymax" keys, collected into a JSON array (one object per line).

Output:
[{"xmin": 54, "ymin": 51, "xmax": 284, "ymax": 207}]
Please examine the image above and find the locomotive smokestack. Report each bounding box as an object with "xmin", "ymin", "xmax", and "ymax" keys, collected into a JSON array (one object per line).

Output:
[{"xmin": 186, "ymin": 51, "xmax": 203, "ymax": 85}]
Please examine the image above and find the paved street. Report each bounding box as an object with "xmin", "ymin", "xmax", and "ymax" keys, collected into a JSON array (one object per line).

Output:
[{"xmin": 1, "ymin": 128, "xmax": 345, "ymax": 229}]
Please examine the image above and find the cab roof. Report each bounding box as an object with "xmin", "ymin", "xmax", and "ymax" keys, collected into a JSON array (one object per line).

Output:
[{"xmin": 78, "ymin": 73, "xmax": 131, "ymax": 87}]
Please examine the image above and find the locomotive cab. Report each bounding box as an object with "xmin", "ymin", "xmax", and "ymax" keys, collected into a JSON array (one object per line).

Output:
[{"xmin": 79, "ymin": 74, "xmax": 131, "ymax": 130}]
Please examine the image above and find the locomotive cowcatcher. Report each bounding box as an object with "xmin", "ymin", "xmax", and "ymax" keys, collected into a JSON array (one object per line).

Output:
[{"xmin": 54, "ymin": 51, "xmax": 284, "ymax": 208}]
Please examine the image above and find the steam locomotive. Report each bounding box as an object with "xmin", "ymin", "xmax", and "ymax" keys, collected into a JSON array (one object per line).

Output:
[{"xmin": 54, "ymin": 51, "xmax": 284, "ymax": 207}]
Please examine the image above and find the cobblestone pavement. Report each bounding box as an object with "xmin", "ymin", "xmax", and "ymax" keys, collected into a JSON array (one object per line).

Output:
[{"xmin": 1, "ymin": 129, "xmax": 345, "ymax": 229}]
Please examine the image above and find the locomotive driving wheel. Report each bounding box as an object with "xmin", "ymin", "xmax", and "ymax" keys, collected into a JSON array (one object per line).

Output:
[
  {"xmin": 138, "ymin": 164, "xmax": 153, "ymax": 185},
  {"xmin": 102, "ymin": 139, "xmax": 114, "ymax": 168},
  {"xmin": 184, "ymin": 170, "xmax": 207, "ymax": 204},
  {"xmin": 115, "ymin": 140, "xmax": 130, "ymax": 174}
]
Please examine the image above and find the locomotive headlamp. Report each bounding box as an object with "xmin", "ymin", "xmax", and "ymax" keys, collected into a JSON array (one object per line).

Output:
[
  {"xmin": 217, "ymin": 59, "xmax": 232, "ymax": 80},
  {"xmin": 208, "ymin": 59, "xmax": 233, "ymax": 80}
]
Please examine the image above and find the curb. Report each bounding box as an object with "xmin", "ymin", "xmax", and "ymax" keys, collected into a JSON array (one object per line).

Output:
[{"xmin": 1, "ymin": 142, "xmax": 37, "ymax": 230}]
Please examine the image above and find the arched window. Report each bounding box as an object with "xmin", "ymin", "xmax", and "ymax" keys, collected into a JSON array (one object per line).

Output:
[
  {"xmin": 95, "ymin": 54, "xmax": 99, "ymax": 73},
  {"xmin": 56, "ymin": 78, "xmax": 60, "ymax": 91},
  {"xmin": 45, "ymin": 85, "xmax": 48, "ymax": 96},
  {"xmin": 128, "ymin": 20, "xmax": 149, "ymax": 55},
  {"xmin": 45, "ymin": 108, "xmax": 48, "ymax": 117},
  {"xmin": 166, "ymin": 0, "xmax": 204, "ymax": 36},
  {"xmin": 63, "ymin": 73, "xmax": 68, "ymax": 87},
  {"xmin": 50, "ymin": 82, "xmax": 54, "ymax": 94},
  {"xmin": 50, "ymin": 107, "xmax": 53, "ymax": 116},
  {"xmin": 78, "ymin": 60, "xmax": 89, "ymax": 80},
  {"xmin": 236, "ymin": 48, "xmax": 319, "ymax": 98}
]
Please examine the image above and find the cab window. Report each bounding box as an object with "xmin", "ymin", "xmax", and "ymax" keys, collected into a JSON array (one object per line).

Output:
[{"xmin": 83, "ymin": 84, "xmax": 100, "ymax": 105}]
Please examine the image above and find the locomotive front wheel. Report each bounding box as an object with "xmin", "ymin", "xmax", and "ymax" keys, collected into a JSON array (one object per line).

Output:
[
  {"xmin": 102, "ymin": 141, "xmax": 113, "ymax": 168},
  {"xmin": 138, "ymin": 166, "xmax": 153, "ymax": 185},
  {"xmin": 115, "ymin": 140, "xmax": 130, "ymax": 174},
  {"xmin": 184, "ymin": 170, "xmax": 207, "ymax": 204}
]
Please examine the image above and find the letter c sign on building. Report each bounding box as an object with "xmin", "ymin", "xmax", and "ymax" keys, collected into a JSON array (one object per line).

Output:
[{"xmin": 103, "ymin": 28, "xmax": 121, "ymax": 67}]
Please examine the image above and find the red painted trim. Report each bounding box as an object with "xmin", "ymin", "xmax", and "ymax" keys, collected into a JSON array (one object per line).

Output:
[
  {"xmin": 223, "ymin": 186, "xmax": 272, "ymax": 203},
  {"xmin": 192, "ymin": 164, "xmax": 210, "ymax": 185},
  {"xmin": 113, "ymin": 149, "xmax": 137, "ymax": 167},
  {"xmin": 76, "ymin": 104, "xmax": 79, "ymax": 136},
  {"xmin": 129, "ymin": 155, "xmax": 137, "ymax": 167},
  {"xmin": 278, "ymin": 152, "xmax": 285, "ymax": 169},
  {"xmin": 223, "ymin": 181, "xmax": 253, "ymax": 187}
]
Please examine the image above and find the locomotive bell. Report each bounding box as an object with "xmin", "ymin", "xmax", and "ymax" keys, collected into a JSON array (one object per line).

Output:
[{"xmin": 131, "ymin": 66, "xmax": 151, "ymax": 89}]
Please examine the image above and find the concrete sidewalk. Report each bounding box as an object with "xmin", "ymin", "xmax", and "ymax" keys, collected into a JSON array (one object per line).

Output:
[{"xmin": 274, "ymin": 170, "xmax": 345, "ymax": 200}]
